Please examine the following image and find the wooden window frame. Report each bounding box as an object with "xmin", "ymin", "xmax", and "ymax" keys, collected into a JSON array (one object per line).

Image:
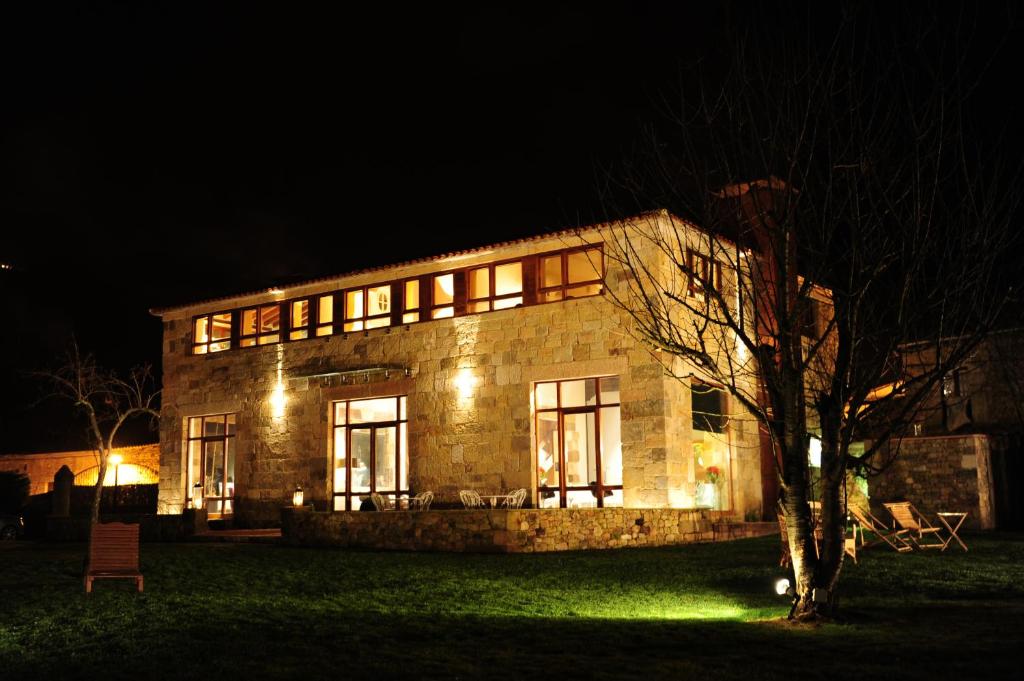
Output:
[
  {"xmin": 401, "ymin": 278, "xmax": 422, "ymax": 324},
  {"xmin": 343, "ymin": 284, "xmax": 394, "ymax": 332},
  {"xmin": 686, "ymin": 248, "xmax": 723, "ymax": 297},
  {"xmin": 191, "ymin": 312, "xmax": 233, "ymax": 355},
  {"xmin": 186, "ymin": 413, "xmax": 237, "ymax": 518},
  {"xmin": 315, "ymin": 293, "xmax": 336, "ymax": 337},
  {"xmin": 534, "ymin": 376, "xmax": 622, "ymax": 509},
  {"xmin": 430, "ymin": 271, "xmax": 457, "ymax": 320},
  {"xmin": 538, "ymin": 246, "xmax": 604, "ymax": 303},
  {"xmin": 287, "ymin": 299, "xmax": 311, "ymax": 341},
  {"xmin": 331, "ymin": 396, "xmax": 409, "ymax": 512},
  {"xmin": 467, "ymin": 259, "xmax": 525, "ymax": 313},
  {"xmin": 239, "ymin": 304, "xmax": 282, "ymax": 347}
]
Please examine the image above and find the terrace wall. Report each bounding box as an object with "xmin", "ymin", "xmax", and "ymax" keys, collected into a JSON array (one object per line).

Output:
[{"xmin": 280, "ymin": 507, "xmax": 779, "ymax": 553}]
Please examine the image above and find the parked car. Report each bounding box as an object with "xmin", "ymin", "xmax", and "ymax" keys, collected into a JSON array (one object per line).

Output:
[{"xmin": 1, "ymin": 513, "xmax": 25, "ymax": 540}]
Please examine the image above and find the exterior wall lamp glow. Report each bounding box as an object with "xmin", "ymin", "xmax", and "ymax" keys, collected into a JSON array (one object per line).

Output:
[
  {"xmin": 454, "ymin": 369, "xmax": 477, "ymax": 399},
  {"xmin": 192, "ymin": 482, "xmax": 204, "ymax": 510},
  {"xmin": 292, "ymin": 485, "xmax": 304, "ymax": 507},
  {"xmin": 269, "ymin": 382, "xmax": 287, "ymax": 418}
]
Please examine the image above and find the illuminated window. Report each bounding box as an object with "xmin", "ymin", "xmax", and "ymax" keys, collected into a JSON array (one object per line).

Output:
[
  {"xmin": 192, "ymin": 312, "xmax": 232, "ymax": 354},
  {"xmin": 535, "ymin": 376, "xmax": 621, "ymax": 509},
  {"xmin": 331, "ymin": 396, "xmax": 409, "ymax": 511},
  {"xmin": 289, "ymin": 299, "xmax": 310, "ymax": 340},
  {"xmin": 316, "ymin": 294, "xmax": 334, "ymax": 336},
  {"xmin": 686, "ymin": 249, "xmax": 723, "ymax": 297},
  {"xmin": 186, "ymin": 413, "xmax": 236, "ymax": 517},
  {"xmin": 691, "ymin": 380, "xmax": 731, "ymax": 510},
  {"xmin": 539, "ymin": 247, "xmax": 603, "ymax": 302},
  {"xmin": 467, "ymin": 261, "xmax": 523, "ymax": 313},
  {"xmin": 344, "ymin": 285, "xmax": 392, "ymax": 332},
  {"xmin": 402, "ymin": 279, "xmax": 420, "ymax": 323},
  {"xmin": 431, "ymin": 273, "xmax": 455, "ymax": 319},
  {"xmin": 240, "ymin": 305, "xmax": 281, "ymax": 347}
]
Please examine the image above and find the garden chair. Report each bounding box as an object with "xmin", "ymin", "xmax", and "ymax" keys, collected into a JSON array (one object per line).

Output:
[
  {"xmin": 883, "ymin": 501, "xmax": 946, "ymax": 549},
  {"xmin": 84, "ymin": 522, "xmax": 143, "ymax": 594},
  {"xmin": 410, "ymin": 491, "xmax": 433, "ymax": 511},
  {"xmin": 459, "ymin": 489, "xmax": 485, "ymax": 509},
  {"xmin": 502, "ymin": 488, "xmax": 527, "ymax": 509},
  {"xmin": 370, "ymin": 492, "xmax": 393, "ymax": 511},
  {"xmin": 849, "ymin": 505, "xmax": 913, "ymax": 552}
]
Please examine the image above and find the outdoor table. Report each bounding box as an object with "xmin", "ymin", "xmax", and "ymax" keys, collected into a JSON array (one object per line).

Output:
[{"xmin": 936, "ymin": 511, "xmax": 969, "ymax": 552}]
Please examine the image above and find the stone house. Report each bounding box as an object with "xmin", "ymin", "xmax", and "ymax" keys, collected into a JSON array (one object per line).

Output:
[{"xmin": 152, "ymin": 211, "xmax": 772, "ymax": 528}]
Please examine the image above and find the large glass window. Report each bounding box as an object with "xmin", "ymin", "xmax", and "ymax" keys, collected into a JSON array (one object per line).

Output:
[
  {"xmin": 535, "ymin": 376, "xmax": 621, "ymax": 508},
  {"xmin": 539, "ymin": 247, "xmax": 603, "ymax": 302},
  {"xmin": 468, "ymin": 261, "xmax": 523, "ymax": 313},
  {"xmin": 192, "ymin": 312, "xmax": 232, "ymax": 354},
  {"xmin": 240, "ymin": 304, "xmax": 281, "ymax": 347},
  {"xmin": 332, "ymin": 396, "xmax": 409, "ymax": 511},
  {"xmin": 186, "ymin": 414, "xmax": 236, "ymax": 516},
  {"xmin": 691, "ymin": 381, "xmax": 732, "ymax": 510}
]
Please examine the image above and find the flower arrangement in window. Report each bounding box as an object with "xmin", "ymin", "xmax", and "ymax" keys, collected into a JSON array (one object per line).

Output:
[{"xmin": 706, "ymin": 465, "xmax": 722, "ymax": 485}]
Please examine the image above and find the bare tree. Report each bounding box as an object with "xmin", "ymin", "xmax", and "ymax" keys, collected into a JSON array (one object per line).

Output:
[
  {"xmin": 599, "ymin": 9, "xmax": 1019, "ymax": 619},
  {"xmin": 38, "ymin": 343, "xmax": 160, "ymax": 530}
]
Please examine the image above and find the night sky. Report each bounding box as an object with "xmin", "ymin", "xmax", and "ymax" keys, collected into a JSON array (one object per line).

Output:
[{"xmin": 2, "ymin": 3, "xmax": 1021, "ymax": 452}]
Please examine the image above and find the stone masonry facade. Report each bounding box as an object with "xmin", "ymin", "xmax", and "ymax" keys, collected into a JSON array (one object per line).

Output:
[
  {"xmin": 281, "ymin": 507, "xmax": 771, "ymax": 553},
  {"xmin": 868, "ymin": 434, "xmax": 995, "ymax": 529},
  {"xmin": 155, "ymin": 215, "xmax": 764, "ymax": 528}
]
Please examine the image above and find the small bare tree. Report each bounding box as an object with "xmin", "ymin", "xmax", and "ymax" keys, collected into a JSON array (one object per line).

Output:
[
  {"xmin": 600, "ymin": 10, "xmax": 1019, "ymax": 619},
  {"xmin": 38, "ymin": 343, "xmax": 160, "ymax": 529}
]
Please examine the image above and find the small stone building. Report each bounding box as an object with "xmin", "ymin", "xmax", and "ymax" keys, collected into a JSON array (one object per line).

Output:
[
  {"xmin": 152, "ymin": 212, "xmax": 768, "ymax": 528},
  {"xmin": 868, "ymin": 330, "xmax": 1024, "ymax": 529}
]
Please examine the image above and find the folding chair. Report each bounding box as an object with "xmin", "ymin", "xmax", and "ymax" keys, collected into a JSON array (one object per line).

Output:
[
  {"xmin": 849, "ymin": 505, "xmax": 913, "ymax": 552},
  {"xmin": 459, "ymin": 490, "xmax": 485, "ymax": 509},
  {"xmin": 883, "ymin": 501, "xmax": 946, "ymax": 549}
]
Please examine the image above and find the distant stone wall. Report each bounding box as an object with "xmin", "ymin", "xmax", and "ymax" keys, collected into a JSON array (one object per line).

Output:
[
  {"xmin": 869, "ymin": 434, "xmax": 995, "ymax": 529},
  {"xmin": 0, "ymin": 444, "xmax": 160, "ymax": 495},
  {"xmin": 280, "ymin": 507, "xmax": 779, "ymax": 553}
]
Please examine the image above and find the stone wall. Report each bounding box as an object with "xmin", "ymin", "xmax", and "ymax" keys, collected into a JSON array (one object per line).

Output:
[
  {"xmin": 281, "ymin": 507, "xmax": 726, "ymax": 552},
  {"xmin": 157, "ymin": 217, "xmax": 765, "ymax": 526},
  {"xmin": 868, "ymin": 434, "xmax": 995, "ymax": 529},
  {"xmin": 0, "ymin": 444, "xmax": 161, "ymax": 495}
]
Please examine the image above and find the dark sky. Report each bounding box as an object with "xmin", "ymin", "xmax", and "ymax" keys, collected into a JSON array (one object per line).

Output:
[{"xmin": 2, "ymin": 3, "xmax": 1021, "ymax": 452}]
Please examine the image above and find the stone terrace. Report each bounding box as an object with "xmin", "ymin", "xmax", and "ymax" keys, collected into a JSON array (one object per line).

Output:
[{"xmin": 281, "ymin": 507, "xmax": 776, "ymax": 553}]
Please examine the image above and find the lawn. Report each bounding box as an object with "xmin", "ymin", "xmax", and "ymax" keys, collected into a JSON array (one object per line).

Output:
[{"xmin": 2, "ymin": 533, "xmax": 1023, "ymax": 680}]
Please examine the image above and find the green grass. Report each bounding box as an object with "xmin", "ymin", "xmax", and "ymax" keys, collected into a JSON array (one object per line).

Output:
[{"xmin": 2, "ymin": 534, "xmax": 1023, "ymax": 680}]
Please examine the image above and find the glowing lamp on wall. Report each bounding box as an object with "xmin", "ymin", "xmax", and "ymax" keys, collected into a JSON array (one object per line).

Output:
[
  {"xmin": 269, "ymin": 382, "xmax": 287, "ymax": 418},
  {"xmin": 454, "ymin": 369, "xmax": 477, "ymax": 400},
  {"xmin": 192, "ymin": 482, "xmax": 204, "ymax": 510},
  {"xmin": 293, "ymin": 485, "xmax": 304, "ymax": 507}
]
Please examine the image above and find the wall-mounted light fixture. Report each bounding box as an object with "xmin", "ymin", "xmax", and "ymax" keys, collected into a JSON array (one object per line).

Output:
[{"xmin": 292, "ymin": 485, "xmax": 304, "ymax": 507}]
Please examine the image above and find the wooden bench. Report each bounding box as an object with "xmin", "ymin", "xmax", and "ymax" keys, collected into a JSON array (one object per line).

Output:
[{"xmin": 84, "ymin": 522, "xmax": 143, "ymax": 593}]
